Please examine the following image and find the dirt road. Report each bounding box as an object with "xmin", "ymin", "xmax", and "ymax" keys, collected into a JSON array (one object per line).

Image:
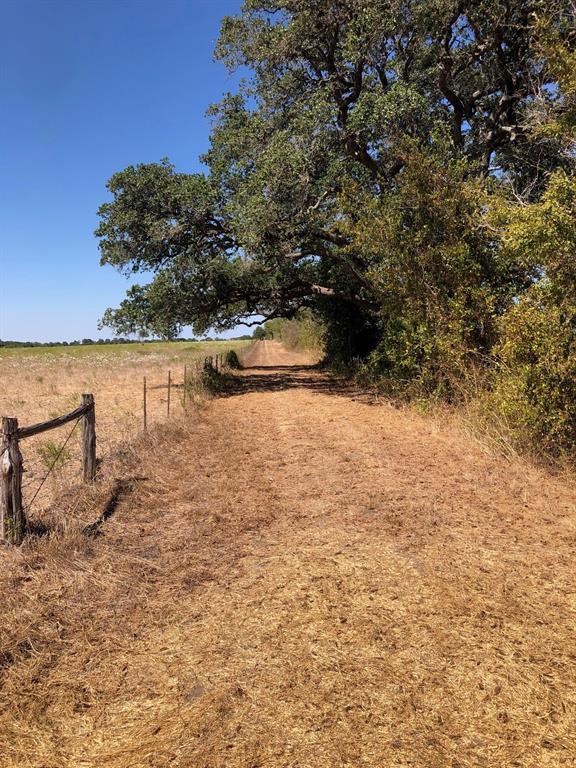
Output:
[{"xmin": 1, "ymin": 341, "xmax": 575, "ymax": 767}]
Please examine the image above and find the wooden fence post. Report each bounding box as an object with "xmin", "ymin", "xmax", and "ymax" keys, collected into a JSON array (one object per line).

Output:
[
  {"xmin": 81, "ymin": 394, "xmax": 96, "ymax": 483},
  {"xmin": 143, "ymin": 377, "xmax": 147, "ymax": 431},
  {"xmin": 0, "ymin": 417, "xmax": 25, "ymax": 545}
]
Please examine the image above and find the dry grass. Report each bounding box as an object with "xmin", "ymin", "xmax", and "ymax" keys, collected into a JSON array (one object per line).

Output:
[
  {"xmin": 0, "ymin": 342, "xmax": 575, "ymax": 767},
  {"xmin": 0, "ymin": 341, "xmax": 250, "ymax": 519}
]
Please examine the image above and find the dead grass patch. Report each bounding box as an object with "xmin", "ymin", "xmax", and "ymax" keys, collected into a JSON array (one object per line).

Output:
[{"xmin": 0, "ymin": 343, "xmax": 574, "ymax": 767}]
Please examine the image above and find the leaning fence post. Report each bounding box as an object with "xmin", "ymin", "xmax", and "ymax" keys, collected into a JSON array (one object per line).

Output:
[
  {"xmin": 81, "ymin": 394, "xmax": 96, "ymax": 483},
  {"xmin": 0, "ymin": 416, "xmax": 25, "ymax": 545}
]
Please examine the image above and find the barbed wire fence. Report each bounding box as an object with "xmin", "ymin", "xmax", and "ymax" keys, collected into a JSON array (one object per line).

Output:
[{"xmin": 0, "ymin": 350, "xmax": 232, "ymax": 545}]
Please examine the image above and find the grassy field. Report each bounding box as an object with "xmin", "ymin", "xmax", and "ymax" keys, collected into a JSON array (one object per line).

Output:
[
  {"xmin": 0, "ymin": 340, "xmax": 251, "ymax": 519},
  {"xmin": 0, "ymin": 340, "xmax": 231, "ymax": 359}
]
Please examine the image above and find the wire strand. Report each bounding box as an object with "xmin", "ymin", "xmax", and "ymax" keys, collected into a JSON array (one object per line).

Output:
[{"xmin": 26, "ymin": 418, "xmax": 81, "ymax": 514}]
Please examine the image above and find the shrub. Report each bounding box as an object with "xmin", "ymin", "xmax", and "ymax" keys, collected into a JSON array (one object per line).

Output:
[
  {"xmin": 200, "ymin": 363, "xmax": 234, "ymax": 394},
  {"xmin": 337, "ymin": 147, "xmax": 519, "ymax": 399},
  {"xmin": 225, "ymin": 349, "xmax": 242, "ymax": 369},
  {"xmin": 264, "ymin": 310, "xmax": 325, "ymax": 352},
  {"xmin": 486, "ymin": 295, "xmax": 576, "ymax": 456},
  {"xmin": 252, "ymin": 327, "xmax": 267, "ymax": 340},
  {"xmin": 37, "ymin": 440, "xmax": 73, "ymax": 475},
  {"xmin": 488, "ymin": 171, "xmax": 576, "ymax": 455}
]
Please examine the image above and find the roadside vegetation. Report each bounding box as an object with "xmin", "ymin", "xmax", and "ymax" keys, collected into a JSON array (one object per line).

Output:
[
  {"xmin": 254, "ymin": 311, "xmax": 326, "ymax": 354},
  {"xmin": 225, "ymin": 349, "xmax": 243, "ymax": 369}
]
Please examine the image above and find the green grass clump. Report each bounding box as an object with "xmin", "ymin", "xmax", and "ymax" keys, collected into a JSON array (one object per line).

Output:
[{"xmin": 37, "ymin": 440, "xmax": 73, "ymax": 474}]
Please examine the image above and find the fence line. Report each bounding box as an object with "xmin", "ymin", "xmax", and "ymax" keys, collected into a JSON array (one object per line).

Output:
[
  {"xmin": 1, "ymin": 351, "xmax": 231, "ymax": 546},
  {"xmin": 1, "ymin": 394, "xmax": 96, "ymax": 545}
]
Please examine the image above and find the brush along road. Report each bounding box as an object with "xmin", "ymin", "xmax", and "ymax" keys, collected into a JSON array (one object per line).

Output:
[{"xmin": 1, "ymin": 341, "xmax": 574, "ymax": 767}]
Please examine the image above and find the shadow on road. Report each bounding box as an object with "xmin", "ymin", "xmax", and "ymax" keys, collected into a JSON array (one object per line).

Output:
[{"xmin": 221, "ymin": 364, "xmax": 383, "ymax": 405}]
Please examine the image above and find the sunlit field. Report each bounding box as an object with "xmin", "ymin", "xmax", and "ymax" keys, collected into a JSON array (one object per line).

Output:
[{"xmin": 0, "ymin": 340, "xmax": 250, "ymax": 516}]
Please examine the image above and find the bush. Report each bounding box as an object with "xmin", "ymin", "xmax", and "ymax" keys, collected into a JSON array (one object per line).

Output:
[
  {"xmin": 225, "ymin": 349, "xmax": 242, "ymax": 369},
  {"xmin": 487, "ymin": 291, "xmax": 576, "ymax": 456},
  {"xmin": 200, "ymin": 363, "xmax": 234, "ymax": 394},
  {"xmin": 264, "ymin": 310, "xmax": 325, "ymax": 352},
  {"xmin": 335, "ymin": 146, "xmax": 519, "ymax": 397},
  {"xmin": 487, "ymin": 171, "xmax": 576, "ymax": 456}
]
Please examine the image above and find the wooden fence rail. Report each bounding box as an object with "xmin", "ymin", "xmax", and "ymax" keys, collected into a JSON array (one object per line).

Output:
[
  {"xmin": 1, "ymin": 394, "xmax": 96, "ymax": 545},
  {"xmin": 17, "ymin": 402, "xmax": 91, "ymax": 440}
]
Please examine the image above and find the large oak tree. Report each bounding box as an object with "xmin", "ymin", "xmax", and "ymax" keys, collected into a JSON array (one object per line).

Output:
[{"xmin": 96, "ymin": 0, "xmax": 574, "ymax": 356}]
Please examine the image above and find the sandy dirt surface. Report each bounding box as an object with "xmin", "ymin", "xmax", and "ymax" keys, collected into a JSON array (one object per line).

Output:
[{"xmin": 1, "ymin": 341, "xmax": 575, "ymax": 767}]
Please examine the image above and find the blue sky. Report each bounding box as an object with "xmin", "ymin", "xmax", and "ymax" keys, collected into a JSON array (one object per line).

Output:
[{"xmin": 0, "ymin": 0, "xmax": 245, "ymax": 342}]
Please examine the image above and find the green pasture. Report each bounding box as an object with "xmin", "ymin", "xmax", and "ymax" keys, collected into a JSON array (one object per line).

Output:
[{"xmin": 0, "ymin": 340, "xmax": 248, "ymax": 361}]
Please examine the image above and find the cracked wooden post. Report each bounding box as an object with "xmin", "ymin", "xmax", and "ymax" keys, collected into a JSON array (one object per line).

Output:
[
  {"xmin": 0, "ymin": 416, "xmax": 25, "ymax": 545},
  {"xmin": 81, "ymin": 394, "xmax": 96, "ymax": 483}
]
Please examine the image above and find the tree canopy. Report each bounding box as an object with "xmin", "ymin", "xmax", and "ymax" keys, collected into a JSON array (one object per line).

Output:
[
  {"xmin": 97, "ymin": 0, "xmax": 576, "ymax": 452},
  {"xmin": 97, "ymin": 0, "xmax": 574, "ymax": 334}
]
